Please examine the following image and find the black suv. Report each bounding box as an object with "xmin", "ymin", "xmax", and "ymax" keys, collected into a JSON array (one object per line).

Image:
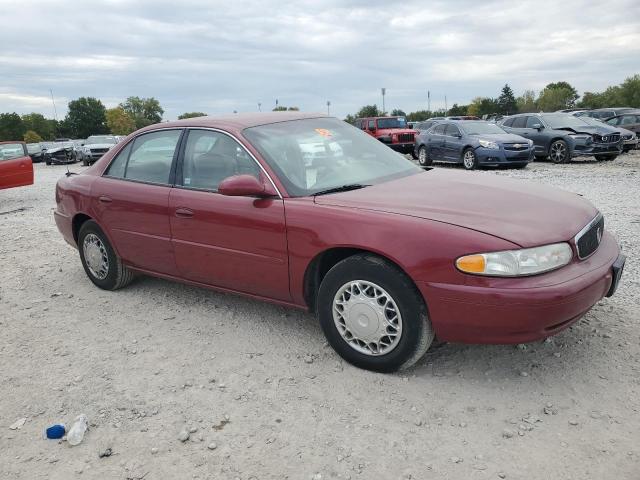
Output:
[{"xmin": 499, "ymin": 113, "xmax": 623, "ymax": 163}]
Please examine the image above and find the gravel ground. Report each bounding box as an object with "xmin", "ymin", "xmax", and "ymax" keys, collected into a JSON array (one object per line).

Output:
[{"xmin": 1, "ymin": 152, "xmax": 639, "ymax": 480}]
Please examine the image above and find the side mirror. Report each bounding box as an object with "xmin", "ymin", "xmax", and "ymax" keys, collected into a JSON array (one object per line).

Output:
[
  {"xmin": 218, "ymin": 174, "xmax": 274, "ymax": 197},
  {"xmin": 532, "ymin": 123, "xmax": 543, "ymax": 130}
]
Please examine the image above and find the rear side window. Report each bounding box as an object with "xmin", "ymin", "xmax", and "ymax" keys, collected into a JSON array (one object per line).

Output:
[
  {"xmin": 432, "ymin": 124, "xmax": 446, "ymax": 134},
  {"xmin": 105, "ymin": 142, "xmax": 132, "ymax": 178},
  {"xmin": 621, "ymin": 115, "xmax": 637, "ymax": 125},
  {"xmin": 511, "ymin": 117, "xmax": 527, "ymax": 128},
  {"xmin": 502, "ymin": 118, "xmax": 514, "ymax": 127},
  {"xmin": 445, "ymin": 124, "xmax": 460, "ymax": 136},
  {"xmin": 125, "ymin": 130, "xmax": 182, "ymax": 184}
]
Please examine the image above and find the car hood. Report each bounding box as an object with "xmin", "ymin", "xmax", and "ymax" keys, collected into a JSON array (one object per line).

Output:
[
  {"xmin": 472, "ymin": 133, "xmax": 529, "ymax": 143},
  {"xmin": 551, "ymin": 124, "xmax": 617, "ymax": 135},
  {"xmin": 85, "ymin": 143, "xmax": 116, "ymax": 149},
  {"xmin": 313, "ymin": 169, "xmax": 598, "ymax": 248}
]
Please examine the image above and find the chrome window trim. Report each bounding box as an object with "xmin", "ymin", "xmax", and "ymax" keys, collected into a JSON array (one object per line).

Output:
[
  {"xmin": 101, "ymin": 126, "xmax": 283, "ymax": 199},
  {"xmin": 573, "ymin": 212, "xmax": 604, "ymax": 260}
]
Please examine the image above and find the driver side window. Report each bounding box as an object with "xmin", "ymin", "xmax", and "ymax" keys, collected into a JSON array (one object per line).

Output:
[
  {"xmin": 181, "ymin": 130, "xmax": 260, "ymax": 191},
  {"xmin": 525, "ymin": 116, "xmax": 541, "ymax": 128}
]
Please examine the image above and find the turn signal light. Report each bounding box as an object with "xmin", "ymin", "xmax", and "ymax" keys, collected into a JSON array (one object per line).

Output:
[{"xmin": 456, "ymin": 255, "xmax": 486, "ymax": 273}]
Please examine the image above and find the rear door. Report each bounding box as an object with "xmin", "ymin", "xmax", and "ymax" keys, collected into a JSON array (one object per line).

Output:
[
  {"xmin": 168, "ymin": 129, "xmax": 290, "ymax": 301},
  {"xmin": 91, "ymin": 129, "xmax": 183, "ymax": 275},
  {"xmin": 443, "ymin": 124, "xmax": 463, "ymax": 161},
  {"xmin": 0, "ymin": 142, "xmax": 34, "ymax": 190}
]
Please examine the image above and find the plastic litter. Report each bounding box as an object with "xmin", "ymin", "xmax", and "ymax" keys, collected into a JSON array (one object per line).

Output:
[
  {"xmin": 67, "ymin": 414, "xmax": 88, "ymax": 446},
  {"xmin": 9, "ymin": 418, "xmax": 27, "ymax": 430},
  {"xmin": 45, "ymin": 424, "xmax": 66, "ymax": 439}
]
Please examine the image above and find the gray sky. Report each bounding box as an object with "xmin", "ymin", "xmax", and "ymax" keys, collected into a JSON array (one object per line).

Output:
[{"xmin": 1, "ymin": 0, "xmax": 639, "ymax": 120}]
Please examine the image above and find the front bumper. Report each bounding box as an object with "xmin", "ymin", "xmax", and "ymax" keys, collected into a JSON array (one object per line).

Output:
[
  {"xmin": 475, "ymin": 146, "xmax": 533, "ymax": 165},
  {"xmin": 418, "ymin": 232, "xmax": 622, "ymax": 344},
  {"xmin": 572, "ymin": 140, "xmax": 623, "ymax": 157},
  {"xmin": 622, "ymin": 137, "xmax": 639, "ymax": 152},
  {"xmin": 387, "ymin": 143, "xmax": 415, "ymax": 154}
]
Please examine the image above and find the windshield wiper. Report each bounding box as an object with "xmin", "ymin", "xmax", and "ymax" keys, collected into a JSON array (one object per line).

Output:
[{"xmin": 312, "ymin": 184, "xmax": 370, "ymax": 196}]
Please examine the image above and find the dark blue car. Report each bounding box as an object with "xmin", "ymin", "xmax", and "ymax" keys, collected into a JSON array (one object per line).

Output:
[{"xmin": 414, "ymin": 120, "xmax": 533, "ymax": 170}]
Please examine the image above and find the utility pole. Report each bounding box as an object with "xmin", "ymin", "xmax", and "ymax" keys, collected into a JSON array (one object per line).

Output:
[
  {"xmin": 50, "ymin": 89, "xmax": 58, "ymax": 121},
  {"xmin": 427, "ymin": 90, "xmax": 431, "ymax": 112},
  {"xmin": 381, "ymin": 88, "xmax": 386, "ymax": 115},
  {"xmin": 258, "ymin": 102, "xmax": 261, "ymax": 112},
  {"xmin": 445, "ymin": 95, "xmax": 448, "ymax": 115},
  {"xmin": 275, "ymin": 99, "xmax": 279, "ymax": 109},
  {"xmin": 326, "ymin": 100, "xmax": 331, "ymax": 115}
]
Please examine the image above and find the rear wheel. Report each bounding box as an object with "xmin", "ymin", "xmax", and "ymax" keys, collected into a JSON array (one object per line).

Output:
[
  {"xmin": 549, "ymin": 140, "xmax": 569, "ymax": 163},
  {"xmin": 78, "ymin": 220, "xmax": 134, "ymax": 290},
  {"xmin": 462, "ymin": 148, "xmax": 478, "ymax": 170},
  {"xmin": 417, "ymin": 146, "xmax": 432, "ymax": 166},
  {"xmin": 317, "ymin": 254, "xmax": 434, "ymax": 372},
  {"xmin": 595, "ymin": 154, "xmax": 618, "ymax": 161}
]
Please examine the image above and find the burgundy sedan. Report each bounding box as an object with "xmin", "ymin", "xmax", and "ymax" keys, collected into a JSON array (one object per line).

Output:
[{"xmin": 54, "ymin": 112, "xmax": 625, "ymax": 372}]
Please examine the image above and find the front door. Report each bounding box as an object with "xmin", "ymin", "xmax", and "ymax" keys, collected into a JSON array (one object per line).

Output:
[
  {"xmin": 91, "ymin": 129, "xmax": 183, "ymax": 275},
  {"xmin": 443, "ymin": 124, "xmax": 463, "ymax": 161},
  {"xmin": 0, "ymin": 142, "xmax": 33, "ymax": 190},
  {"xmin": 168, "ymin": 129, "xmax": 290, "ymax": 301}
]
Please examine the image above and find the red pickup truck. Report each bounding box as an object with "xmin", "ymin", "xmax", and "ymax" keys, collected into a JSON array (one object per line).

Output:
[
  {"xmin": 0, "ymin": 141, "xmax": 34, "ymax": 190},
  {"xmin": 355, "ymin": 116, "xmax": 418, "ymax": 157}
]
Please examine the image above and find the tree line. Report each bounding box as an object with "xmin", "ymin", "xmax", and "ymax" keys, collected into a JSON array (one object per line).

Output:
[
  {"xmin": 0, "ymin": 96, "xmax": 166, "ymax": 142},
  {"xmin": 345, "ymin": 74, "xmax": 640, "ymax": 122}
]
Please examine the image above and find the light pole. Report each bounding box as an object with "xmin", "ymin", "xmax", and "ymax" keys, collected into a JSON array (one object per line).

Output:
[
  {"xmin": 326, "ymin": 100, "xmax": 331, "ymax": 115},
  {"xmin": 258, "ymin": 102, "xmax": 261, "ymax": 112},
  {"xmin": 381, "ymin": 88, "xmax": 386, "ymax": 115}
]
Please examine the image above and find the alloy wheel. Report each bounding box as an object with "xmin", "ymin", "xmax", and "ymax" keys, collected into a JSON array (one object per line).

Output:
[
  {"xmin": 463, "ymin": 150, "xmax": 476, "ymax": 169},
  {"xmin": 550, "ymin": 141, "xmax": 567, "ymax": 163}
]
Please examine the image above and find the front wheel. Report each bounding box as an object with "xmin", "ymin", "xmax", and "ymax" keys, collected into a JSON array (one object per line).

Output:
[
  {"xmin": 549, "ymin": 140, "xmax": 569, "ymax": 163},
  {"xmin": 317, "ymin": 254, "xmax": 434, "ymax": 372},
  {"xmin": 595, "ymin": 154, "xmax": 618, "ymax": 161},
  {"xmin": 417, "ymin": 146, "xmax": 432, "ymax": 166},
  {"xmin": 78, "ymin": 220, "xmax": 134, "ymax": 290},
  {"xmin": 462, "ymin": 148, "xmax": 478, "ymax": 170}
]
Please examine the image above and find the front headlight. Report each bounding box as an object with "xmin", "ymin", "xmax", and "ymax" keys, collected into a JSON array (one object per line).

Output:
[
  {"xmin": 456, "ymin": 243, "xmax": 573, "ymax": 277},
  {"xmin": 478, "ymin": 139, "xmax": 499, "ymax": 149}
]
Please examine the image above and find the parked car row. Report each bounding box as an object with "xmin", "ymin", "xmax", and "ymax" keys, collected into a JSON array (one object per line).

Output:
[{"xmin": 26, "ymin": 135, "xmax": 123, "ymax": 166}]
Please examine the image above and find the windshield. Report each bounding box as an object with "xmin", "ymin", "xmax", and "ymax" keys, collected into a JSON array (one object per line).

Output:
[
  {"xmin": 461, "ymin": 122, "xmax": 506, "ymax": 135},
  {"xmin": 543, "ymin": 114, "xmax": 590, "ymax": 129},
  {"xmin": 86, "ymin": 136, "xmax": 117, "ymax": 145},
  {"xmin": 244, "ymin": 118, "xmax": 422, "ymax": 197},
  {"xmin": 376, "ymin": 117, "xmax": 407, "ymax": 129}
]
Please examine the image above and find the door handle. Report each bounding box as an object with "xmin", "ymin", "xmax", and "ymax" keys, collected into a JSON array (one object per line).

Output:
[
  {"xmin": 98, "ymin": 196, "xmax": 113, "ymax": 203},
  {"xmin": 175, "ymin": 207, "xmax": 194, "ymax": 218}
]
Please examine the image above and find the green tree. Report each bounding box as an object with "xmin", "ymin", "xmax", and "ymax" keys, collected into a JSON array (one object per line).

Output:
[
  {"xmin": 516, "ymin": 90, "xmax": 538, "ymax": 113},
  {"xmin": 467, "ymin": 97, "xmax": 499, "ymax": 117},
  {"xmin": 178, "ymin": 112, "xmax": 207, "ymax": 119},
  {"xmin": 448, "ymin": 104, "xmax": 468, "ymax": 116},
  {"xmin": 537, "ymin": 86, "xmax": 577, "ymax": 112},
  {"xmin": 497, "ymin": 84, "xmax": 518, "ymax": 115},
  {"xmin": 24, "ymin": 130, "xmax": 43, "ymax": 143},
  {"xmin": 21, "ymin": 113, "xmax": 55, "ymax": 140},
  {"xmin": 544, "ymin": 82, "xmax": 579, "ymax": 107},
  {"xmin": 120, "ymin": 96, "xmax": 164, "ymax": 129},
  {"xmin": 355, "ymin": 105, "xmax": 382, "ymax": 118},
  {"xmin": 65, "ymin": 97, "xmax": 108, "ymax": 138},
  {"xmin": 391, "ymin": 109, "xmax": 406, "ymax": 117},
  {"xmin": 106, "ymin": 107, "xmax": 136, "ymax": 135},
  {"xmin": 0, "ymin": 113, "xmax": 26, "ymax": 141}
]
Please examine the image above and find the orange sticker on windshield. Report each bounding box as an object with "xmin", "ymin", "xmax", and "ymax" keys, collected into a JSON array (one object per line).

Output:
[{"xmin": 315, "ymin": 128, "xmax": 332, "ymax": 138}]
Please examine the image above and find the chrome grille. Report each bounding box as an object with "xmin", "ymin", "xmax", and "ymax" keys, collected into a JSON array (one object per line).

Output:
[
  {"xmin": 593, "ymin": 133, "xmax": 620, "ymax": 144},
  {"xmin": 574, "ymin": 213, "xmax": 604, "ymax": 259}
]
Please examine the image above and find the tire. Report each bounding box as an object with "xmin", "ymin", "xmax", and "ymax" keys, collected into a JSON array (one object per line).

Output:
[
  {"xmin": 317, "ymin": 254, "xmax": 434, "ymax": 373},
  {"xmin": 417, "ymin": 146, "xmax": 432, "ymax": 166},
  {"xmin": 45, "ymin": 160, "xmax": 51, "ymax": 166},
  {"xmin": 410, "ymin": 149, "xmax": 418, "ymax": 160},
  {"xmin": 595, "ymin": 154, "xmax": 618, "ymax": 161},
  {"xmin": 78, "ymin": 220, "xmax": 134, "ymax": 290},
  {"xmin": 549, "ymin": 140, "xmax": 569, "ymax": 163},
  {"xmin": 462, "ymin": 148, "xmax": 478, "ymax": 170}
]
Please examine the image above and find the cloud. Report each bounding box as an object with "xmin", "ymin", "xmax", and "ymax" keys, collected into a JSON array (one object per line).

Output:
[{"xmin": 0, "ymin": 0, "xmax": 638, "ymax": 120}]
